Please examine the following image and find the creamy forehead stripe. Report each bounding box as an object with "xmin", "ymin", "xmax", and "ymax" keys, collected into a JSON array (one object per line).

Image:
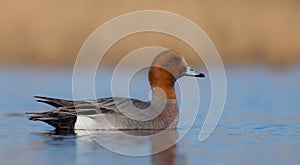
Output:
[{"xmin": 182, "ymin": 57, "xmax": 188, "ymax": 66}]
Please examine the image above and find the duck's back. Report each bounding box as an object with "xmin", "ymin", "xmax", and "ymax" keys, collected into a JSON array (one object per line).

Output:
[{"xmin": 28, "ymin": 96, "xmax": 178, "ymax": 130}]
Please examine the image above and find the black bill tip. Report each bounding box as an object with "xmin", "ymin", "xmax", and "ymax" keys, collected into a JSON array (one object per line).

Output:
[{"xmin": 195, "ymin": 73, "xmax": 205, "ymax": 78}]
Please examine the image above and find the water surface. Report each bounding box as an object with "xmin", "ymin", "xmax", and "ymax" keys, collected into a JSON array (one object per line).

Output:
[{"xmin": 0, "ymin": 66, "xmax": 299, "ymax": 165}]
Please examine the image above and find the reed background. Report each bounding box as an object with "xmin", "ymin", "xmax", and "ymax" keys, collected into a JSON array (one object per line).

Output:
[{"xmin": 1, "ymin": 0, "xmax": 300, "ymax": 66}]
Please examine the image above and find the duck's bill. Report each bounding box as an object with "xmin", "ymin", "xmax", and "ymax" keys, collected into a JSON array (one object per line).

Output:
[{"xmin": 184, "ymin": 66, "xmax": 205, "ymax": 78}]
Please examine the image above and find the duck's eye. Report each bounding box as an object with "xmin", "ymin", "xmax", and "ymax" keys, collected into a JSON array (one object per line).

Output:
[
  {"xmin": 167, "ymin": 57, "xmax": 180, "ymax": 65},
  {"xmin": 190, "ymin": 68, "xmax": 194, "ymax": 71}
]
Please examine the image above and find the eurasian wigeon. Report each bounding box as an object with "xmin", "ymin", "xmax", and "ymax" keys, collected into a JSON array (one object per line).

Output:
[{"xmin": 27, "ymin": 49, "xmax": 205, "ymax": 130}]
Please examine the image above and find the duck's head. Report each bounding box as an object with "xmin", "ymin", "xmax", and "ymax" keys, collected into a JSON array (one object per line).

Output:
[{"xmin": 148, "ymin": 49, "xmax": 205, "ymax": 99}]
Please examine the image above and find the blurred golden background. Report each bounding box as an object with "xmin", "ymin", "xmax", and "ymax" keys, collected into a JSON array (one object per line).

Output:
[{"xmin": 1, "ymin": 0, "xmax": 300, "ymax": 66}]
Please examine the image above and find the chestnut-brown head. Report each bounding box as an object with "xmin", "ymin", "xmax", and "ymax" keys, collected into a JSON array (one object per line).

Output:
[{"xmin": 148, "ymin": 49, "xmax": 205, "ymax": 99}]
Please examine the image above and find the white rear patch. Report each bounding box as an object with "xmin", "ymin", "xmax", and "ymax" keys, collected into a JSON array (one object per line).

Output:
[{"xmin": 75, "ymin": 115, "xmax": 115, "ymax": 130}]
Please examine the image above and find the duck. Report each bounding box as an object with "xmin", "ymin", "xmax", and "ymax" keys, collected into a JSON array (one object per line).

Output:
[{"xmin": 27, "ymin": 49, "xmax": 205, "ymax": 130}]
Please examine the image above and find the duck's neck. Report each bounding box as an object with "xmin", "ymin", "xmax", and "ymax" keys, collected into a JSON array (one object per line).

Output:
[
  {"xmin": 148, "ymin": 67, "xmax": 177, "ymax": 100},
  {"xmin": 151, "ymin": 84, "xmax": 176, "ymax": 100}
]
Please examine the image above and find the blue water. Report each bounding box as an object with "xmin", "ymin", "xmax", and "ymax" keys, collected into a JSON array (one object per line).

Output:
[{"xmin": 0, "ymin": 66, "xmax": 299, "ymax": 165}]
